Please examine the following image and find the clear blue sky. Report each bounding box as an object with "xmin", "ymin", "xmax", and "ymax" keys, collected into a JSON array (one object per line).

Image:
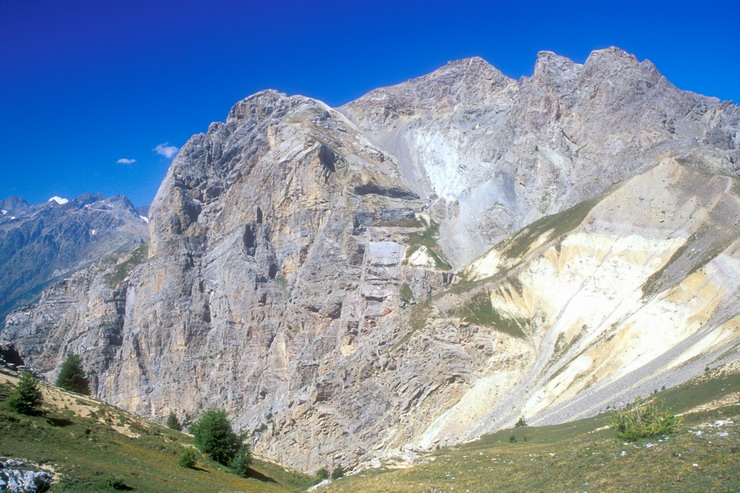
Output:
[{"xmin": 1, "ymin": 0, "xmax": 738, "ymax": 207}]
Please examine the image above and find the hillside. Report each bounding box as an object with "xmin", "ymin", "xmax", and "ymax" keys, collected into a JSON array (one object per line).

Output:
[
  {"xmin": 0, "ymin": 369, "xmax": 314, "ymax": 492},
  {"xmin": 318, "ymin": 363, "xmax": 740, "ymax": 492}
]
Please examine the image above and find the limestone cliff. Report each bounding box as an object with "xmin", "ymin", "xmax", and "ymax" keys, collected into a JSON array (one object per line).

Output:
[{"xmin": 3, "ymin": 48, "xmax": 738, "ymax": 472}]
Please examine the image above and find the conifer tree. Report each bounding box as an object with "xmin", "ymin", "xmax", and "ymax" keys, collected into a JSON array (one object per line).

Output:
[
  {"xmin": 167, "ymin": 411, "xmax": 182, "ymax": 431},
  {"xmin": 6, "ymin": 371, "xmax": 43, "ymax": 415},
  {"xmin": 191, "ymin": 408, "xmax": 241, "ymax": 465},
  {"xmin": 55, "ymin": 353, "xmax": 91, "ymax": 395}
]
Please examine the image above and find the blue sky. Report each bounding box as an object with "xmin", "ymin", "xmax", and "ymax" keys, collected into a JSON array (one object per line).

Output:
[{"xmin": 1, "ymin": 0, "xmax": 739, "ymax": 207}]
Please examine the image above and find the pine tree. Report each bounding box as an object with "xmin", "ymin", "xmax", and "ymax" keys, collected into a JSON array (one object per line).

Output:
[
  {"xmin": 166, "ymin": 412, "xmax": 182, "ymax": 431},
  {"xmin": 191, "ymin": 409, "xmax": 241, "ymax": 465},
  {"xmin": 6, "ymin": 371, "xmax": 43, "ymax": 415},
  {"xmin": 55, "ymin": 353, "xmax": 91, "ymax": 395}
]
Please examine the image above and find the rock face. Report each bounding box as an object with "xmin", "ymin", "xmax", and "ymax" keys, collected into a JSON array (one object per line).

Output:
[
  {"xmin": 340, "ymin": 49, "xmax": 739, "ymax": 266},
  {"xmin": 0, "ymin": 194, "xmax": 149, "ymax": 323},
  {"xmin": 3, "ymin": 47, "xmax": 739, "ymax": 472}
]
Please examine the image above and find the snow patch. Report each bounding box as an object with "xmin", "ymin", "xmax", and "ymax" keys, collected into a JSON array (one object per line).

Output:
[
  {"xmin": 48, "ymin": 196, "xmax": 69, "ymax": 205},
  {"xmin": 1, "ymin": 209, "xmax": 6, "ymax": 215},
  {"xmin": 140, "ymin": 215, "xmax": 149, "ymax": 223}
]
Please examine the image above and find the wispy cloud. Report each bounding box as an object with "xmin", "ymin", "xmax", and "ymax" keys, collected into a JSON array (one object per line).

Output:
[
  {"xmin": 153, "ymin": 142, "xmax": 179, "ymax": 159},
  {"xmin": 116, "ymin": 158, "xmax": 137, "ymax": 165}
]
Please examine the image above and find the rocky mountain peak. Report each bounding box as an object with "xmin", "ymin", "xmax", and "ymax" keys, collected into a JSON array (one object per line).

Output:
[
  {"xmin": 0, "ymin": 196, "xmax": 29, "ymax": 215},
  {"xmin": 73, "ymin": 193, "xmax": 106, "ymax": 205},
  {"xmin": 532, "ymin": 50, "xmax": 582, "ymax": 82},
  {"xmin": 436, "ymin": 55, "xmax": 502, "ymax": 79},
  {"xmin": 225, "ymin": 89, "xmax": 322, "ymax": 125},
  {"xmin": 585, "ymin": 45, "xmax": 639, "ymax": 67},
  {"xmin": 340, "ymin": 55, "xmax": 514, "ymax": 131},
  {"xmin": 581, "ymin": 45, "xmax": 666, "ymax": 84}
]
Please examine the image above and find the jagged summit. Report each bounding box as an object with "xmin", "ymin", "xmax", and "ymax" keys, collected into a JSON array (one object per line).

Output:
[
  {"xmin": 0, "ymin": 196, "xmax": 29, "ymax": 215},
  {"xmin": 532, "ymin": 50, "xmax": 581, "ymax": 81}
]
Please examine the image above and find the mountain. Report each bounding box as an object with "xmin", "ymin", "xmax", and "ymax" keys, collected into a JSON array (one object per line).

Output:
[
  {"xmin": 0, "ymin": 194, "xmax": 149, "ymax": 324},
  {"xmin": 2, "ymin": 47, "xmax": 738, "ymax": 473}
]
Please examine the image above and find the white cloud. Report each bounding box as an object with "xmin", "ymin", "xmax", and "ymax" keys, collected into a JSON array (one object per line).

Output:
[
  {"xmin": 153, "ymin": 142, "xmax": 179, "ymax": 159},
  {"xmin": 116, "ymin": 158, "xmax": 137, "ymax": 165}
]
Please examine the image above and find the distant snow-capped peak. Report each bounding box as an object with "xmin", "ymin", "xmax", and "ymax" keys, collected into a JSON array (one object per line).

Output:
[{"xmin": 48, "ymin": 196, "xmax": 69, "ymax": 205}]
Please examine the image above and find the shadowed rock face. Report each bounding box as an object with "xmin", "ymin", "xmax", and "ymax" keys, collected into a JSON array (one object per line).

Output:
[
  {"xmin": 3, "ymin": 48, "xmax": 739, "ymax": 472},
  {"xmin": 0, "ymin": 194, "xmax": 149, "ymax": 323}
]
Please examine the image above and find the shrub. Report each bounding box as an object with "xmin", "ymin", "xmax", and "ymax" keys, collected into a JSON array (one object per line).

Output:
[
  {"xmin": 178, "ymin": 449, "xmax": 198, "ymax": 469},
  {"xmin": 399, "ymin": 283, "xmax": 414, "ymax": 304},
  {"xmin": 509, "ymin": 435, "xmax": 517, "ymax": 443},
  {"xmin": 6, "ymin": 371, "xmax": 43, "ymax": 415},
  {"xmin": 229, "ymin": 446, "xmax": 252, "ymax": 477},
  {"xmin": 166, "ymin": 412, "xmax": 182, "ymax": 431},
  {"xmin": 610, "ymin": 402, "xmax": 679, "ymax": 441},
  {"xmin": 56, "ymin": 353, "xmax": 91, "ymax": 395},
  {"xmin": 191, "ymin": 408, "xmax": 240, "ymax": 465},
  {"xmin": 105, "ymin": 474, "xmax": 129, "ymax": 490},
  {"xmin": 316, "ymin": 467, "xmax": 329, "ymax": 480},
  {"xmin": 515, "ymin": 416, "xmax": 527, "ymax": 427},
  {"xmin": 331, "ymin": 466, "xmax": 345, "ymax": 480}
]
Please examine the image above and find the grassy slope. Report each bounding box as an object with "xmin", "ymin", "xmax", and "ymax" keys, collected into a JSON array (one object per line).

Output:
[
  {"xmin": 320, "ymin": 369, "xmax": 740, "ymax": 493},
  {"xmin": 0, "ymin": 370, "xmax": 314, "ymax": 493}
]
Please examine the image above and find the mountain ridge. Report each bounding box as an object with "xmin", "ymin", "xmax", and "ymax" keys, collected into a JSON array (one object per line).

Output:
[
  {"xmin": 2, "ymin": 47, "xmax": 738, "ymax": 473},
  {"xmin": 0, "ymin": 193, "xmax": 149, "ymax": 325}
]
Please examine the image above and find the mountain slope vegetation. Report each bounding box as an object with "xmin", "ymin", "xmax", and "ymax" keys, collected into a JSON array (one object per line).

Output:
[
  {"xmin": 0, "ymin": 369, "xmax": 314, "ymax": 492},
  {"xmin": 318, "ymin": 364, "xmax": 739, "ymax": 492}
]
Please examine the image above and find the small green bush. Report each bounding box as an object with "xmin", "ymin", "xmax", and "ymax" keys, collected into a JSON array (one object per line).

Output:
[
  {"xmin": 229, "ymin": 446, "xmax": 252, "ymax": 477},
  {"xmin": 178, "ymin": 449, "xmax": 198, "ymax": 469},
  {"xmin": 509, "ymin": 435, "xmax": 517, "ymax": 443},
  {"xmin": 6, "ymin": 371, "xmax": 43, "ymax": 415},
  {"xmin": 331, "ymin": 466, "xmax": 345, "ymax": 480},
  {"xmin": 399, "ymin": 283, "xmax": 414, "ymax": 304},
  {"xmin": 105, "ymin": 474, "xmax": 129, "ymax": 490},
  {"xmin": 316, "ymin": 467, "xmax": 329, "ymax": 480},
  {"xmin": 515, "ymin": 416, "xmax": 527, "ymax": 427},
  {"xmin": 610, "ymin": 403, "xmax": 679, "ymax": 441}
]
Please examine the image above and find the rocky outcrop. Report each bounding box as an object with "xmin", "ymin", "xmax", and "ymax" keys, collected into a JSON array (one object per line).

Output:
[
  {"xmin": 3, "ymin": 48, "xmax": 739, "ymax": 472},
  {"xmin": 0, "ymin": 194, "xmax": 149, "ymax": 324},
  {"xmin": 0, "ymin": 459, "xmax": 53, "ymax": 493},
  {"xmin": 0, "ymin": 342, "xmax": 25, "ymax": 372}
]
